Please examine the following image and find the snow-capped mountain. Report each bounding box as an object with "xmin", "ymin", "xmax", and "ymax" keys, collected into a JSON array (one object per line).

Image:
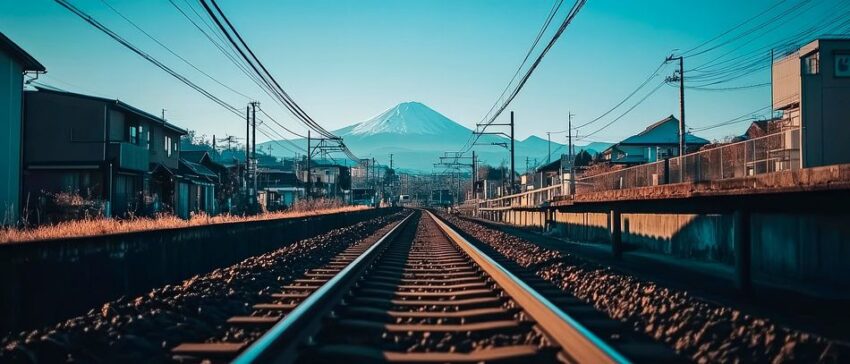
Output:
[
  {"xmin": 347, "ymin": 102, "xmax": 470, "ymax": 136},
  {"xmin": 259, "ymin": 102, "xmax": 609, "ymax": 172}
]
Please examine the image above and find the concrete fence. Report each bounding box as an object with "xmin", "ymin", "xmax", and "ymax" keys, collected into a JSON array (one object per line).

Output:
[
  {"xmin": 484, "ymin": 209, "xmax": 850, "ymax": 299},
  {"xmin": 0, "ymin": 208, "xmax": 398, "ymax": 334}
]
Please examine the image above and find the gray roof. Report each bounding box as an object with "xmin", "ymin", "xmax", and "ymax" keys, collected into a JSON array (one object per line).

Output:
[
  {"xmin": 179, "ymin": 159, "xmax": 218, "ymax": 179},
  {"xmin": 618, "ymin": 115, "xmax": 709, "ymax": 146},
  {"xmin": 31, "ymin": 86, "xmax": 186, "ymax": 135},
  {"xmin": 0, "ymin": 32, "xmax": 45, "ymax": 72},
  {"xmin": 180, "ymin": 150, "xmax": 210, "ymax": 164}
]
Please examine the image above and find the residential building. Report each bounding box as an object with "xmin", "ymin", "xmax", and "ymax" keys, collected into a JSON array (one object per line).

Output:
[
  {"xmin": 0, "ymin": 32, "xmax": 45, "ymax": 223},
  {"xmin": 22, "ymin": 87, "xmax": 187, "ymax": 218},
  {"xmin": 299, "ymin": 159, "xmax": 351, "ymax": 199},
  {"xmin": 772, "ymin": 38, "xmax": 850, "ymax": 168},
  {"xmin": 602, "ymin": 115, "xmax": 710, "ymax": 165},
  {"xmin": 256, "ymin": 166, "xmax": 303, "ymax": 210},
  {"xmin": 181, "ymin": 150, "xmax": 233, "ymax": 214},
  {"xmin": 177, "ymin": 157, "xmax": 219, "ymax": 217}
]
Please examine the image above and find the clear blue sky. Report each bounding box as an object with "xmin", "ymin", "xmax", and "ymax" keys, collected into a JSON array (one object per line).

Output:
[{"xmin": 1, "ymin": 0, "xmax": 842, "ymax": 147}]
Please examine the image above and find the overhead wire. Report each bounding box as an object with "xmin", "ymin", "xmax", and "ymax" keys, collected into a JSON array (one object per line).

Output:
[
  {"xmin": 55, "ymin": 0, "xmax": 306, "ymax": 155},
  {"xmin": 98, "ymin": 0, "xmax": 252, "ymax": 99},
  {"xmin": 199, "ymin": 0, "xmax": 360, "ymax": 162},
  {"xmin": 463, "ymin": 0, "xmax": 587, "ymax": 155}
]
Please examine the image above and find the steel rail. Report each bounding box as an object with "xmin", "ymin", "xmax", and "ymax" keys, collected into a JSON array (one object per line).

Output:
[
  {"xmin": 426, "ymin": 210, "xmax": 630, "ymax": 364},
  {"xmin": 233, "ymin": 212, "xmax": 415, "ymax": 364}
]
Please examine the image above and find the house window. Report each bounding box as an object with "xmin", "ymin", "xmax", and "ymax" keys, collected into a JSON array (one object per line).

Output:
[
  {"xmin": 146, "ymin": 128, "xmax": 152, "ymax": 150},
  {"xmin": 128, "ymin": 123, "xmax": 139, "ymax": 145},
  {"xmin": 803, "ymin": 53, "xmax": 819, "ymax": 75},
  {"xmin": 164, "ymin": 135, "xmax": 172, "ymax": 157}
]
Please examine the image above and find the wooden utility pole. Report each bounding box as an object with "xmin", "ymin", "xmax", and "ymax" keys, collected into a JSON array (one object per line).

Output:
[
  {"xmin": 568, "ymin": 111, "xmax": 575, "ymax": 195},
  {"xmin": 547, "ymin": 132, "xmax": 551, "ymax": 164},
  {"xmin": 251, "ymin": 101, "xmax": 258, "ymax": 202},
  {"xmin": 510, "ymin": 111, "xmax": 515, "ymax": 194},
  {"xmin": 306, "ymin": 131, "xmax": 311, "ymax": 198},
  {"xmin": 471, "ymin": 150, "xmax": 477, "ymax": 200},
  {"xmin": 245, "ymin": 105, "xmax": 250, "ymax": 194},
  {"xmin": 666, "ymin": 55, "xmax": 686, "ymax": 156}
]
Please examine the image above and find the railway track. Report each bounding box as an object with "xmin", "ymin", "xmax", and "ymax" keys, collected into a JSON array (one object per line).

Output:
[{"xmin": 172, "ymin": 210, "xmax": 636, "ymax": 363}]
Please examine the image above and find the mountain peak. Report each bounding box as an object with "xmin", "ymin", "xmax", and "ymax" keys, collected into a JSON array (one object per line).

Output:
[{"xmin": 347, "ymin": 102, "xmax": 468, "ymax": 136}]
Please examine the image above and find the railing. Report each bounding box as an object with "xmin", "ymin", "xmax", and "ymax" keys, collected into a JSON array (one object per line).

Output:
[
  {"xmin": 478, "ymin": 184, "xmax": 565, "ymax": 210},
  {"xmin": 479, "ymin": 128, "xmax": 801, "ymax": 210},
  {"xmin": 108, "ymin": 142, "xmax": 150, "ymax": 172}
]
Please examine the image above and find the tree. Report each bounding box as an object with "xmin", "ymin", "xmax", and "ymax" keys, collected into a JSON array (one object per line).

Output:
[{"xmin": 574, "ymin": 150, "xmax": 593, "ymax": 167}]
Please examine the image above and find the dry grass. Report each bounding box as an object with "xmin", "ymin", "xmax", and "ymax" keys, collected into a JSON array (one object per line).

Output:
[{"xmin": 1, "ymin": 199, "xmax": 368, "ymax": 244}]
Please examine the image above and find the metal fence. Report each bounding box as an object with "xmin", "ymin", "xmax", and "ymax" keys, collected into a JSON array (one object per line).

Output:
[{"xmin": 479, "ymin": 128, "xmax": 801, "ymax": 210}]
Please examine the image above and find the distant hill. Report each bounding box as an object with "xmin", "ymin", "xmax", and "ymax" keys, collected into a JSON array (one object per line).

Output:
[{"xmin": 259, "ymin": 102, "xmax": 611, "ymax": 172}]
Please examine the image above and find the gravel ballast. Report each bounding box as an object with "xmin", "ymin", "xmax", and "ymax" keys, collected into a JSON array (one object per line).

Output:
[
  {"xmin": 439, "ymin": 213, "xmax": 849, "ymax": 363},
  {"xmin": 0, "ymin": 211, "xmax": 406, "ymax": 363}
]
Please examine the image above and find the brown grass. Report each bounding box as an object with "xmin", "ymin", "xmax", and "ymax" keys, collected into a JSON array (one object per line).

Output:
[{"xmin": 1, "ymin": 199, "xmax": 368, "ymax": 244}]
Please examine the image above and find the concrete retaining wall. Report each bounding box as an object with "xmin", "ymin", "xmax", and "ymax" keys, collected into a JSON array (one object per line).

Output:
[
  {"xmin": 751, "ymin": 213, "xmax": 850, "ymax": 293},
  {"xmin": 482, "ymin": 209, "xmax": 850, "ymax": 296},
  {"xmin": 0, "ymin": 208, "xmax": 398, "ymax": 334}
]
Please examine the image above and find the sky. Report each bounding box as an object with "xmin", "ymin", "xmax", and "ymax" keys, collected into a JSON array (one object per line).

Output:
[{"xmin": 1, "ymin": 0, "xmax": 844, "ymax": 150}]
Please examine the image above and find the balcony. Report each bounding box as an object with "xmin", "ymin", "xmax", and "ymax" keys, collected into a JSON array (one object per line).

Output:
[{"xmin": 108, "ymin": 142, "xmax": 150, "ymax": 172}]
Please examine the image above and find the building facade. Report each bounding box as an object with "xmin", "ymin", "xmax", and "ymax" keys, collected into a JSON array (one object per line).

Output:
[
  {"xmin": 773, "ymin": 38, "xmax": 850, "ymax": 168},
  {"xmin": 0, "ymin": 33, "xmax": 45, "ymax": 223},
  {"xmin": 23, "ymin": 87, "xmax": 187, "ymax": 218}
]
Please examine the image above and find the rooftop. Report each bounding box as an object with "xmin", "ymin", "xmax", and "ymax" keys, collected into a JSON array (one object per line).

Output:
[
  {"xmin": 30, "ymin": 86, "xmax": 186, "ymax": 135},
  {"xmin": 617, "ymin": 115, "xmax": 710, "ymax": 146},
  {"xmin": 0, "ymin": 32, "xmax": 45, "ymax": 72}
]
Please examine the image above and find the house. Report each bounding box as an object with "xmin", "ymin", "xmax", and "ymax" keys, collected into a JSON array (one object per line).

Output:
[
  {"xmin": 181, "ymin": 150, "xmax": 233, "ymax": 213},
  {"xmin": 177, "ymin": 157, "xmax": 218, "ymax": 217},
  {"xmin": 22, "ymin": 86, "xmax": 187, "ymax": 218},
  {"xmin": 299, "ymin": 159, "xmax": 351, "ymax": 199},
  {"xmin": 772, "ymin": 38, "xmax": 850, "ymax": 168},
  {"xmin": 528, "ymin": 158, "xmax": 563, "ymax": 190},
  {"xmin": 602, "ymin": 115, "xmax": 710, "ymax": 165},
  {"xmin": 0, "ymin": 32, "xmax": 45, "ymax": 223},
  {"xmin": 256, "ymin": 166, "xmax": 303, "ymax": 210}
]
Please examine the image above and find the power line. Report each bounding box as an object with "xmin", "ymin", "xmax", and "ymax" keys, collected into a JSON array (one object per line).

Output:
[
  {"xmin": 464, "ymin": 0, "xmax": 587, "ymax": 155},
  {"xmin": 579, "ymin": 80, "xmax": 667, "ymax": 140},
  {"xmin": 55, "ymin": 0, "xmax": 305, "ymax": 156},
  {"xmin": 98, "ymin": 0, "xmax": 252, "ymax": 99},
  {"xmin": 198, "ymin": 0, "xmax": 360, "ymax": 162},
  {"xmin": 200, "ymin": 0, "xmax": 335, "ymax": 138},
  {"xmin": 680, "ymin": 0, "xmax": 790, "ymax": 56},
  {"xmin": 55, "ymin": 0, "xmax": 242, "ymax": 116}
]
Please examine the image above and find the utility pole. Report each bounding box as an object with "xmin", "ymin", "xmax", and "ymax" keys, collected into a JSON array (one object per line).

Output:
[
  {"xmin": 251, "ymin": 101, "xmax": 258, "ymax": 203},
  {"xmin": 161, "ymin": 108, "xmax": 166, "ymax": 120},
  {"xmin": 510, "ymin": 111, "xmax": 516, "ymax": 194},
  {"xmin": 306, "ymin": 131, "xmax": 311, "ymax": 199},
  {"xmin": 471, "ymin": 150, "xmax": 477, "ymax": 201},
  {"xmin": 770, "ymin": 48, "xmax": 774, "ymax": 121},
  {"xmin": 245, "ymin": 105, "xmax": 250, "ymax": 194},
  {"xmin": 666, "ymin": 54, "xmax": 686, "ymax": 157},
  {"xmin": 389, "ymin": 154, "xmax": 393, "ymax": 170},
  {"xmin": 568, "ymin": 111, "xmax": 575, "ymax": 195}
]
